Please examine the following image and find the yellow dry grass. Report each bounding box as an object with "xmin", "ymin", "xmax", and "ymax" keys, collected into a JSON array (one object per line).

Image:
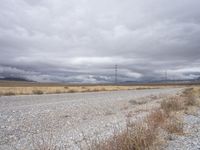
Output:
[
  {"xmin": 184, "ymin": 86, "xmax": 200, "ymax": 106},
  {"xmin": 0, "ymin": 80, "xmax": 198, "ymax": 96},
  {"xmin": 192, "ymin": 86, "xmax": 200, "ymax": 101},
  {"xmin": 0, "ymin": 86, "xmax": 160, "ymax": 95},
  {"xmin": 0, "ymin": 80, "xmax": 173, "ymax": 95}
]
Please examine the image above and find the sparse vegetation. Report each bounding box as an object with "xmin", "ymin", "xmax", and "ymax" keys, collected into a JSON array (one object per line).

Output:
[
  {"xmin": 2, "ymin": 86, "xmax": 200, "ymax": 150},
  {"xmin": 64, "ymin": 86, "xmax": 69, "ymax": 89},
  {"xmin": 183, "ymin": 88, "xmax": 198, "ymax": 106},
  {"xmin": 147, "ymin": 109, "xmax": 167, "ymax": 129},
  {"xmin": 89, "ymin": 120, "xmax": 159, "ymax": 150},
  {"xmin": 161, "ymin": 96, "xmax": 185, "ymax": 114},
  {"xmin": 32, "ymin": 90, "xmax": 44, "ymax": 95},
  {"xmin": 2, "ymin": 91, "xmax": 15, "ymax": 96},
  {"xmin": 0, "ymin": 81, "xmax": 166, "ymax": 96},
  {"xmin": 19, "ymin": 87, "xmax": 197, "ymax": 150},
  {"xmin": 135, "ymin": 87, "xmax": 154, "ymax": 90},
  {"xmin": 164, "ymin": 116, "xmax": 184, "ymax": 134},
  {"xmin": 67, "ymin": 89, "xmax": 76, "ymax": 93},
  {"xmin": 90, "ymin": 88, "xmax": 100, "ymax": 92},
  {"xmin": 55, "ymin": 90, "xmax": 62, "ymax": 94},
  {"xmin": 91, "ymin": 88, "xmax": 200, "ymax": 150}
]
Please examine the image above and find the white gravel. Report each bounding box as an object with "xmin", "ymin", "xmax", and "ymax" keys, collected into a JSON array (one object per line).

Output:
[
  {"xmin": 0, "ymin": 88, "xmax": 182, "ymax": 150},
  {"xmin": 164, "ymin": 110, "xmax": 200, "ymax": 150}
]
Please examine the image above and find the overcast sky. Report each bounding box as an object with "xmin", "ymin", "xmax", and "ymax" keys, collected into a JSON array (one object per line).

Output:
[{"xmin": 0, "ymin": 0, "xmax": 200, "ymax": 83}]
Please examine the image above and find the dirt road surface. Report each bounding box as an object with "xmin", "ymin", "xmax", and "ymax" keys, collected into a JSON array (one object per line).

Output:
[{"xmin": 0, "ymin": 88, "xmax": 182, "ymax": 150}]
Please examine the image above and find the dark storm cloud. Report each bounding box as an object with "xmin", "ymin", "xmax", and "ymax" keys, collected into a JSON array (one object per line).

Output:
[{"xmin": 0, "ymin": 0, "xmax": 200, "ymax": 83}]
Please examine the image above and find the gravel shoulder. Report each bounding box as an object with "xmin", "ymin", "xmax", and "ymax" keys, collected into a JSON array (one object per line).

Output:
[
  {"xmin": 164, "ymin": 109, "xmax": 200, "ymax": 150},
  {"xmin": 0, "ymin": 88, "xmax": 182, "ymax": 150}
]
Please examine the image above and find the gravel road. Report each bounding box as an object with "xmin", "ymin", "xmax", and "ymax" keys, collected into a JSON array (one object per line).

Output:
[{"xmin": 0, "ymin": 88, "xmax": 182, "ymax": 150}]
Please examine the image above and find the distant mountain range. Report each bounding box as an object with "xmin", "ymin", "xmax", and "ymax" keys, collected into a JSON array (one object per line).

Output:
[
  {"xmin": 123, "ymin": 78, "xmax": 200, "ymax": 84},
  {"xmin": 0, "ymin": 77, "xmax": 33, "ymax": 82},
  {"xmin": 0, "ymin": 76, "xmax": 199, "ymax": 84}
]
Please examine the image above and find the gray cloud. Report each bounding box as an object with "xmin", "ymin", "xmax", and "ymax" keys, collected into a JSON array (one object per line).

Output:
[{"xmin": 0, "ymin": 0, "xmax": 200, "ymax": 83}]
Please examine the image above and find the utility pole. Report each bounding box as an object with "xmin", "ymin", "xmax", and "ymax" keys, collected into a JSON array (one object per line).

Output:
[
  {"xmin": 115, "ymin": 64, "xmax": 118, "ymax": 84},
  {"xmin": 165, "ymin": 70, "xmax": 168, "ymax": 81}
]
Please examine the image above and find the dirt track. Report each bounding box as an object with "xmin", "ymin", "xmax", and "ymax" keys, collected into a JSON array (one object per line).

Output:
[{"xmin": 0, "ymin": 88, "xmax": 182, "ymax": 150}]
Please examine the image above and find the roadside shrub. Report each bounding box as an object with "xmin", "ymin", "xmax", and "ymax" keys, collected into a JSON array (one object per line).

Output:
[
  {"xmin": 64, "ymin": 86, "xmax": 69, "ymax": 89},
  {"xmin": 161, "ymin": 96, "xmax": 184, "ymax": 114},
  {"xmin": 147, "ymin": 109, "xmax": 167, "ymax": 129},
  {"xmin": 91, "ymin": 88, "xmax": 100, "ymax": 92},
  {"xmin": 185, "ymin": 93, "xmax": 196, "ymax": 106},
  {"xmin": 135, "ymin": 87, "xmax": 148, "ymax": 90},
  {"xmin": 3, "ymin": 91, "xmax": 15, "ymax": 96},
  {"xmin": 81, "ymin": 86, "xmax": 87, "ymax": 89},
  {"xmin": 164, "ymin": 116, "xmax": 184, "ymax": 134},
  {"xmin": 90, "ymin": 121, "xmax": 158, "ymax": 150},
  {"xmin": 129, "ymin": 121, "xmax": 158, "ymax": 150},
  {"xmin": 55, "ymin": 90, "xmax": 62, "ymax": 94},
  {"xmin": 82, "ymin": 89, "xmax": 91, "ymax": 92},
  {"xmin": 32, "ymin": 90, "xmax": 44, "ymax": 95},
  {"xmin": 100, "ymin": 88, "xmax": 106, "ymax": 91},
  {"xmin": 183, "ymin": 88, "xmax": 197, "ymax": 106},
  {"xmin": 89, "ymin": 112, "xmax": 162, "ymax": 150},
  {"xmin": 67, "ymin": 89, "xmax": 76, "ymax": 93}
]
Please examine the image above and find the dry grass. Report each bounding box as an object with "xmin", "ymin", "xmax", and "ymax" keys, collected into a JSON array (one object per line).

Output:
[
  {"xmin": 182, "ymin": 88, "xmax": 199, "ymax": 106},
  {"xmin": 90, "ymin": 109, "xmax": 181, "ymax": 150},
  {"xmin": 32, "ymin": 89, "xmax": 44, "ymax": 95},
  {"xmin": 192, "ymin": 87, "xmax": 200, "ymax": 106},
  {"xmin": 67, "ymin": 89, "xmax": 76, "ymax": 93},
  {"xmin": 161, "ymin": 96, "xmax": 185, "ymax": 114},
  {"xmin": 147, "ymin": 109, "xmax": 167, "ymax": 129},
  {"xmin": 184, "ymin": 106, "xmax": 199, "ymax": 116},
  {"xmin": 0, "ymin": 82, "xmax": 165, "ymax": 96},
  {"xmin": 164, "ymin": 116, "xmax": 184, "ymax": 135},
  {"xmin": 182, "ymin": 87, "xmax": 200, "ymax": 115},
  {"xmin": 160, "ymin": 88, "xmax": 200, "ymax": 116},
  {"xmin": 1, "ymin": 91, "xmax": 15, "ymax": 96},
  {"xmin": 147, "ymin": 109, "xmax": 183, "ymax": 134},
  {"xmin": 64, "ymin": 86, "xmax": 69, "ymax": 89},
  {"xmin": 90, "ymin": 120, "xmax": 159, "ymax": 150},
  {"xmin": 135, "ymin": 87, "xmax": 157, "ymax": 90},
  {"xmin": 55, "ymin": 90, "xmax": 62, "ymax": 94}
]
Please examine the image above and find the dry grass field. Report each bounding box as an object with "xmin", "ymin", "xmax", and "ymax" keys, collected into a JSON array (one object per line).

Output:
[{"xmin": 0, "ymin": 80, "xmax": 180, "ymax": 96}]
